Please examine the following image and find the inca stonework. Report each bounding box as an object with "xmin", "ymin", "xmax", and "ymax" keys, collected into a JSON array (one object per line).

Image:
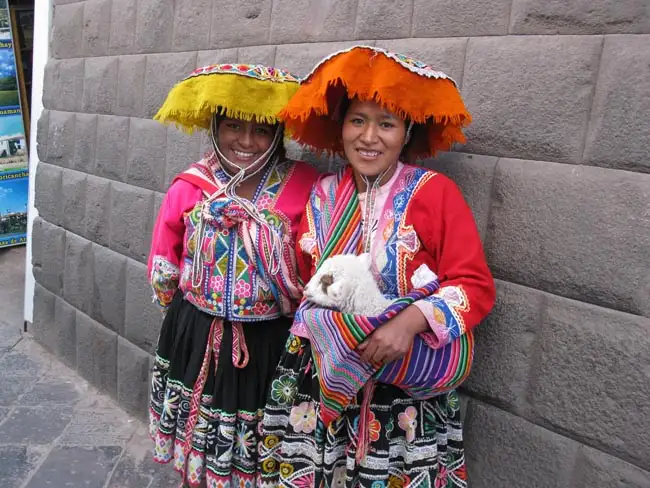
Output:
[{"xmin": 32, "ymin": 1, "xmax": 650, "ymax": 486}]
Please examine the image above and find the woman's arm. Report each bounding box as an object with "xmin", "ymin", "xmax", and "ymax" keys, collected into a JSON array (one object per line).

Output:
[
  {"xmin": 410, "ymin": 174, "xmax": 496, "ymax": 347},
  {"xmin": 148, "ymin": 180, "xmax": 202, "ymax": 308},
  {"xmin": 358, "ymin": 173, "xmax": 496, "ymax": 364}
]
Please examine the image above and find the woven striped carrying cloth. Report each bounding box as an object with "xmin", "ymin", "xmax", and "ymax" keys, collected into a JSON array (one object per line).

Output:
[{"xmin": 298, "ymin": 167, "xmax": 474, "ymax": 442}]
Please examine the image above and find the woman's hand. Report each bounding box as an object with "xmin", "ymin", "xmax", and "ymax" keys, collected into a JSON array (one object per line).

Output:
[{"xmin": 357, "ymin": 305, "xmax": 429, "ymax": 366}]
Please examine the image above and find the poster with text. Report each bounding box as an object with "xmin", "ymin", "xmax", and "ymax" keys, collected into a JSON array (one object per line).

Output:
[
  {"xmin": 0, "ymin": 169, "xmax": 28, "ymax": 247},
  {"xmin": 0, "ymin": 0, "xmax": 28, "ymax": 248}
]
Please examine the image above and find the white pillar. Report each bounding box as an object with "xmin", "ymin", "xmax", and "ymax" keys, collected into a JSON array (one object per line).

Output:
[{"xmin": 23, "ymin": 0, "xmax": 53, "ymax": 324}]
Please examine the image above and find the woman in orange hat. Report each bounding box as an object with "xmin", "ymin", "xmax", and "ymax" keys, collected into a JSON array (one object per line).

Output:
[{"xmin": 258, "ymin": 46, "xmax": 496, "ymax": 488}]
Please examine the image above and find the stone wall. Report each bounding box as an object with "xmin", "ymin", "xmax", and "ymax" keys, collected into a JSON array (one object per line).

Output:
[{"xmin": 31, "ymin": 0, "xmax": 650, "ymax": 486}]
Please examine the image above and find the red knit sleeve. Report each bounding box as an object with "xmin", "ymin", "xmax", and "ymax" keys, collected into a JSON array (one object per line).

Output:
[
  {"xmin": 295, "ymin": 207, "xmax": 314, "ymax": 286},
  {"xmin": 409, "ymin": 173, "xmax": 496, "ymax": 347}
]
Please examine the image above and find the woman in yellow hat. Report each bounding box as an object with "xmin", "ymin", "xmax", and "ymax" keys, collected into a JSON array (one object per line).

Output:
[
  {"xmin": 258, "ymin": 47, "xmax": 495, "ymax": 488},
  {"xmin": 147, "ymin": 63, "xmax": 318, "ymax": 487}
]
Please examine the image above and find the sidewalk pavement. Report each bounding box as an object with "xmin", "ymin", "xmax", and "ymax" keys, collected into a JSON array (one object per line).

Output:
[{"xmin": 0, "ymin": 246, "xmax": 179, "ymax": 488}]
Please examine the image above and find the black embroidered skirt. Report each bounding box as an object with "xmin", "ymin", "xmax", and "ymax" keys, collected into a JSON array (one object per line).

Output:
[
  {"xmin": 149, "ymin": 291, "xmax": 291, "ymax": 487},
  {"xmin": 258, "ymin": 334, "xmax": 467, "ymax": 488}
]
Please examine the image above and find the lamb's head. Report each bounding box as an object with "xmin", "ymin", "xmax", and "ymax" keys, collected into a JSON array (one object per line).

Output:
[{"xmin": 304, "ymin": 253, "xmax": 375, "ymax": 312}]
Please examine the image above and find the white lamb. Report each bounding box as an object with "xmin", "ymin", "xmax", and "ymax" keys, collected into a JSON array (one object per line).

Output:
[{"xmin": 303, "ymin": 253, "xmax": 437, "ymax": 315}]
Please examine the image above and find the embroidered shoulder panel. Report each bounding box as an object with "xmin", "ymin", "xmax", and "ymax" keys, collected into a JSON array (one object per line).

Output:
[{"xmin": 373, "ymin": 166, "xmax": 435, "ymax": 297}]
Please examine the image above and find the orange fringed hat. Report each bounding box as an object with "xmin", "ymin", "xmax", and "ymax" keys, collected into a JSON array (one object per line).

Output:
[{"xmin": 279, "ymin": 45, "xmax": 472, "ymax": 160}]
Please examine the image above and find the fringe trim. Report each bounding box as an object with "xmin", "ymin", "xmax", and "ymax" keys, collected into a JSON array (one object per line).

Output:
[
  {"xmin": 279, "ymin": 48, "xmax": 472, "ymax": 159},
  {"xmin": 154, "ymin": 73, "xmax": 300, "ymax": 133}
]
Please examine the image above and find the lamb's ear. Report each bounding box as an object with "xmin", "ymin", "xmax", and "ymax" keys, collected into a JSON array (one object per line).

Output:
[{"xmin": 359, "ymin": 253, "xmax": 372, "ymax": 269}]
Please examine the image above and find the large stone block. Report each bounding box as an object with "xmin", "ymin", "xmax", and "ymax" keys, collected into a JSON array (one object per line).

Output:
[
  {"xmin": 83, "ymin": 175, "xmax": 112, "ymax": 247},
  {"xmin": 196, "ymin": 48, "xmax": 239, "ymax": 68},
  {"xmin": 355, "ymin": 0, "xmax": 412, "ymax": 39},
  {"xmin": 53, "ymin": 296, "xmax": 78, "ymax": 369},
  {"xmin": 135, "ymin": 0, "xmax": 174, "ymax": 54},
  {"xmin": 143, "ymin": 52, "xmax": 197, "ymax": 119},
  {"xmin": 209, "ymin": 0, "xmax": 272, "ymax": 48},
  {"xmin": 485, "ymin": 158, "xmax": 650, "ymax": 317},
  {"xmin": 72, "ymin": 114, "xmax": 97, "ymax": 174},
  {"xmin": 413, "ymin": 0, "xmax": 511, "ymax": 37},
  {"xmin": 32, "ymin": 232, "xmax": 60, "ymax": 296},
  {"xmin": 109, "ymin": 182, "xmax": 155, "ymax": 263},
  {"xmin": 530, "ymin": 295, "xmax": 650, "ymax": 469},
  {"xmin": 36, "ymin": 110, "xmax": 49, "ymax": 162},
  {"xmin": 422, "ymin": 152, "xmax": 497, "ymax": 240},
  {"xmin": 510, "ymin": 0, "xmax": 650, "ymax": 34},
  {"xmin": 172, "ymin": 0, "xmax": 211, "ymax": 52},
  {"xmin": 114, "ymin": 55, "xmax": 146, "ymax": 118},
  {"xmin": 165, "ymin": 126, "xmax": 201, "ymax": 188},
  {"xmin": 61, "ymin": 168, "xmax": 88, "ymax": 236},
  {"xmin": 42, "ymin": 59, "xmax": 85, "ymax": 112},
  {"xmin": 375, "ymin": 38, "xmax": 468, "ymax": 86},
  {"xmin": 284, "ymin": 139, "xmax": 304, "ymax": 162},
  {"xmin": 462, "ymin": 36, "xmax": 601, "ymax": 164},
  {"xmin": 465, "ymin": 400, "xmax": 578, "ymax": 488},
  {"xmin": 109, "ymin": 0, "xmax": 137, "ymax": 55},
  {"xmin": 91, "ymin": 244, "xmax": 126, "ymax": 335},
  {"xmin": 117, "ymin": 337, "xmax": 151, "ymax": 421},
  {"xmin": 34, "ymin": 163, "xmax": 63, "ymax": 227},
  {"xmin": 124, "ymin": 259, "xmax": 163, "ymax": 355},
  {"xmin": 572, "ymin": 447, "xmax": 650, "ymax": 488},
  {"xmin": 153, "ymin": 193, "xmax": 164, "ymax": 222},
  {"xmin": 45, "ymin": 110, "xmax": 75, "ymax": 168},
  {"xmin": 95, "ymin": 115, "xmax": 130, "ymax": 182},
  {"xmin": 582, "ymin": 35, "xmax": 650, "ymax": 174},
  {"xmin": 82, "ymin": 57, "xmax": 118, "ymax": 115},
  {"xmin": 199, "ymin": 130, "xmax": 215, "ymax": 158},
  {"xmin": 238, "ymin": 45, "xmax": 276, "ymax": 66},
  {"xmin": 75, "ymin": 311, "xmax": 118, "ymax": 398},
  {"xmin": 31, "ymin": 283, "xmax": 55, "ymax": 349},
  {"xmin": 82, "ymin": 0, "xmax": 111, "ymax": 56},
  {"xmin": 269, "ymin": 0, "xmax": 356, "ymax": 43},
  {"xmin": 51, "ymin": 2, "xmax": 83, "ymax": 59},
  {"xmin": 42, "ymin": 61, "xmax": 55, "ymax": 108},
  {"xmin": 126, "ymin": 118, "xmax": 167, "ymax": 192},
  {"xmin": 275, "ymin": 40, "xmax": 373, "ymax": 77},
  {"xmin": 63, "ymin": 232, "xmax": 94, "ymax": 314},
  {"xmin": 463, "ymin": 281, "xmax": 542, "ymax": 411}
]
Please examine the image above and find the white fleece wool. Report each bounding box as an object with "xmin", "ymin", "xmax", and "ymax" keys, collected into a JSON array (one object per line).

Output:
[
  {"xmin": 303, "ymin": 253, "xmax": 392, "ymax": 315},
  {"xmin": 304, "ymin": 254, "xmax": 440, "ymax": 315}
]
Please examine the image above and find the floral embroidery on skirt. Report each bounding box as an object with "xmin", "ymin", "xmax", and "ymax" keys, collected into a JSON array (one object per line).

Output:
[
  {"xmin": 259, "ymin": 335, "xmax": 467, "ymax": 488},
  {"xmin": 150, "ymin": 292, "xmax": 290, "ymax": 487}
]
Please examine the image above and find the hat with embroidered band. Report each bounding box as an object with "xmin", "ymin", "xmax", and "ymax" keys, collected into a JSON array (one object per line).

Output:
[
  {"xmin": 154, "ymin": 63, "xmax": 301, "ymax": 133},
  {"xmin": 278, "ymin": 45, "xmax": 472, "ymax": 160}
]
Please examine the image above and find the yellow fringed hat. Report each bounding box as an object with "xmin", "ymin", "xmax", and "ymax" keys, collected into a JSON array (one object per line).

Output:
[
  {"xmin": 279, "ymin": 45, "xmax": 472, "ymax": 160},
  {"xmin": 154, "ymin": 64, "xmax": 301, "ymax": 133}
]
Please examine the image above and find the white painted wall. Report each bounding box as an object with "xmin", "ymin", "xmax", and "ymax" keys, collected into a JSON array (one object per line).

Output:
[{"xmin": 23, "ymin": 0, "xmax": 53, "ymax": 324}]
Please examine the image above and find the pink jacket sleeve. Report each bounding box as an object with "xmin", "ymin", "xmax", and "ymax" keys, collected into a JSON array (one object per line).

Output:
[{"xmin": 148, "ymin": 179, "xmax": 203, "ymax": 308}]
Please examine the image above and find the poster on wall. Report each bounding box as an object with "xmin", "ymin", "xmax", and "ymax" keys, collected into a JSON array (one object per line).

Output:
[{"xmin": 0, "ymin": 0, "xmax": 28, "ymax": 248}]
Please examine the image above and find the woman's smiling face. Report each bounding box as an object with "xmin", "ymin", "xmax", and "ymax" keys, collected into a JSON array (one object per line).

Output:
[
  {"xmin": 341, "ymin": 99, "xmax": 407, "ymax": 179},
  {"xmin": 216, "ymin": 117, "xmax": 276, "ymax": 169}
]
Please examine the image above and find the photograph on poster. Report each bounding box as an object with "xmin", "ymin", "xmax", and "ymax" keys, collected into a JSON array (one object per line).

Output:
[
  {"xmin": 0, "ymin": 170, "xmax": 27, "ymax": 247},
  {"xmin": 0, "ymin": 112, "xmax": 27, "ymax": 171},
  {"xmin": 0, "ymin": 0, "xmax": 10, "ymax": 43},
  {"xmin": 0, "ymin": 0, "xmax": 8, "ymax": 31},
  {"xmin": 0, "ymin": 38, "xmax": 19, "ymax": 105}
]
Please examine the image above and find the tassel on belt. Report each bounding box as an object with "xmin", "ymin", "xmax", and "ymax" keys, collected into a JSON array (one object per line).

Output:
[{"xmin": 182, "ymin": 319, "xmax": 249, "ymax": 460}]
